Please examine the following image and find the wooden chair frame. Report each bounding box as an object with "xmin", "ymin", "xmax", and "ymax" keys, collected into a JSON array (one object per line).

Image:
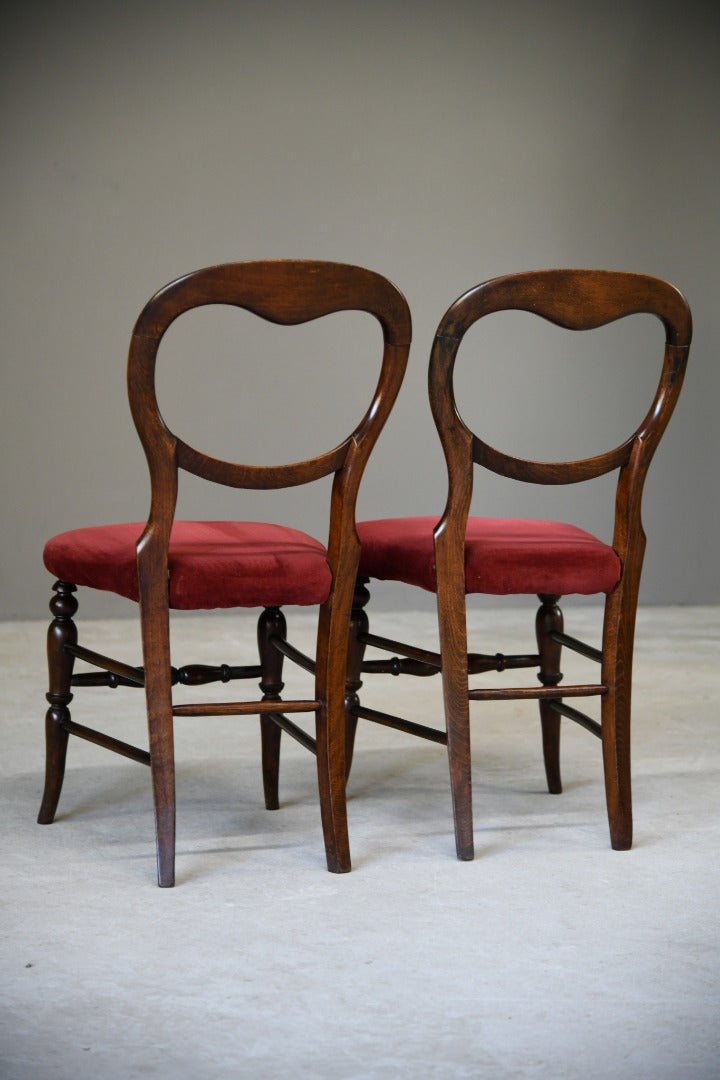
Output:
[
  {"xmin": 350, "ymin": 270, "xmax": 691, "ymax": 859},
  {"xmin": 38, "ymin": 261, "xmax": 411, "ymax": 885}
]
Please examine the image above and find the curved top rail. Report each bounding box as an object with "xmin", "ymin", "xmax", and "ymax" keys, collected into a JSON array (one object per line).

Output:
[
  {"xmin": 430, "ymin": 269, "xmax": 691, "ymax": 485},
  {"xmin": 131, "ymin": 260, "xmax": 412, "ymax": 346},
  {"xmin": 437, "ymin": 269, "xmax": 691, "ymax": 348},
  {"xmin": 127, "ymin": 261, "xmax": 411, "ymax": 489}
]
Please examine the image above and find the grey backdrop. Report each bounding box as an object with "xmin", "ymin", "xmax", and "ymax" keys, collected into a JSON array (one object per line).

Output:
[{"xmin": 2, "ymin": 0, "xmax": 718, "ymax": 619}]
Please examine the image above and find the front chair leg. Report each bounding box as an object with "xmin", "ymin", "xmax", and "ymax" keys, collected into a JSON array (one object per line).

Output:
[
  {"xmin": 344, "ymin": 578, "xmax": 370, "ymax": 780},
  {"xmin": 38, "ymin": 581, "xmax": 78, "ymax": 825},
  {"xmin": 257, "ymin": 607, "xmax": 286, "ymax": 810},
  {"xmin": 536, "ymin": 594, "xmax": 564, "ymax": 794}
]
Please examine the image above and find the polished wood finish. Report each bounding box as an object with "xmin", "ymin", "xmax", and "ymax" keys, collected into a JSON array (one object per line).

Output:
[
  {"xmin": 344, "ymin": 579, "xmax": 371, "ymax": 777},
  {"xmin": 39, "ymin": 261, "xmax": 411, "ymax": 885},
  {"xmin": 536, "ymin": 594, "xmax": 564, "ymax": 794},
  {"xmin": 58, "ymin": 717, "xmax": 151, "ymax": 766},
  {"xmin": 258, "ymin": 606, "xmax": 286, "ymax": 811},
  {"xmin": 357, "ymin": 269, "xmax": 691, "ymax": 860},
  {"xmin": 37, "ymin": 581, "xmax": 78, "ymax": 825}
]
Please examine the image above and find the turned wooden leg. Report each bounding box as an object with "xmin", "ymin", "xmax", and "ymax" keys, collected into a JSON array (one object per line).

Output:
[
  {"xmin": 38, "ymin": 581, "xmax": 78, "ymax": 824},
  {"xmin": 344, "ymin": 578, "xmax": 370, "ymax": 780},
  {"xmin": 257, "ymin": 607, "xmax": 286, "ymax": 811},
  {"xmin": 536, "ymin": 594, "xmax": 564, "ymax": 794}
]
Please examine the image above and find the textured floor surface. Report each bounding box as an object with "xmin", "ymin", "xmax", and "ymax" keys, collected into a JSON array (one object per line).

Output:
[{"xmin": 2, "ymin": 605, "xmax": 719, "ymax": 1079}]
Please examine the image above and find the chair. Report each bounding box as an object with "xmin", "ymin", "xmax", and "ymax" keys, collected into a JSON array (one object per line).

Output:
[
  {"xmin": 349, "ymin": 270, "xmax": 691, "ymax": 860},
  {"xmin": 39, "ymin": 260, "xmax": 411, "ymax": 885}
]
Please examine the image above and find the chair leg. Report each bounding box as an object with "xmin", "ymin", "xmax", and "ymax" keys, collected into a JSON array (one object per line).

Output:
[
  {"xmin": 314, "ymin": 600, "xmax": 352, "ymax": 874},
  {"xmin": 536, "ymin": 594, "xmax": 563, "ymax": 794},
  {"xmin": 436, "ymin": 583, "xmax": 474, "ymax": 861},
  {"xmin": 257, "ymin": 606, "xmax": 286, "ymax": 811},
  {"xmin": 38, "ymin": 581, "xmax": 78, "ymax": 824},
  {"xmin": 315, "ymin": 701, "xmax": 352, "ymax": 873},
  {"xmin": 139, "ymin": 592, "xmax": 176, "ymax": 887},
  {"xmin": 601, "ymin": 593, "xmax": 633, "ymax": 849},
  {"xmin": 148, "ymin": 713, "xmax": 176, "ymax": 887},
  {"xmin": 344, "ymin": 578, "xmax": 370, "ymax": 780}
]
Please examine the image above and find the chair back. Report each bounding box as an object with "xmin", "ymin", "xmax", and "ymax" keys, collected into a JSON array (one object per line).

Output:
[
  {"xmin": 127, "ymin": 260, "xmax": 411, "ymax": 605},
  {"xmin": 429, "ymin": 269, "xmax": 691, "ymax": 572}
]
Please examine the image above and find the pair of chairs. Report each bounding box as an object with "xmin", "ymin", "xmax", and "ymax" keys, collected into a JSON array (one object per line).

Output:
[{"xmin": 40, "ymin": 261, "xmax": 691, "ymax": 885}]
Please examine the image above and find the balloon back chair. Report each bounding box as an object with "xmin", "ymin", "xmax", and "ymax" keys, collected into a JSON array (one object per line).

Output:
[
  {"xmin": 39, "ymin": 261, "xmax": 411, "ymax": 885},
  {"xmin": 350, "ymin": 270, "xmax": 691, "ymax": 860}
]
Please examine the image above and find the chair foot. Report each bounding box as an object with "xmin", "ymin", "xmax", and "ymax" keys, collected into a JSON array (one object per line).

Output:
[
  {"xmin": 452, "ymin": 778, "xmax": 475, "ymax": 860},
  {"xmin": 155, "ymin": 816, "xmax": 175, "ymax": 885},
  {"xmin": 154, "ymin": 802, "xmax": 176, "ymax": 887},
  {"xmin": 541, "ymin": 717, "xmax": 563, "ymax": 795},
  {"xmin": 37, "ymin": 710, "xmax": 70, "ymax": 824},
  {"xmin": 315, "ymin": 696, "xmax": 352, "ymax": 874},
  {"xmin": 455, "ymin": 838, "xmax": 475, "ymax": 861},
  {"xmin": 260, "ymin": 716, "xmax": 281, "ymax": 811},
  {"xmin": 608, "ymin": 807, "xmax": 633, "ymax": 850},
  {"xmin": 319, "ymin": 778, "xmax": 352, "ymax": 874},
  {"xmin": 325, "ymin": 850, "xmax": 352, "ymax": 874},
  {"xmin": 448, "ymin": 740, "xmax": 474, "ymax": 861}
]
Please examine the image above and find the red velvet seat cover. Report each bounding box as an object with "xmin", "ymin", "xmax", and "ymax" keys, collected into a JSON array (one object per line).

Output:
[
  {"xmin": 44, "ymin": 521, "xmax": 332, "ymax": 609},
  {"xmin": 357, "ymin": 516, "xmax": 621, "ymax": 596}
]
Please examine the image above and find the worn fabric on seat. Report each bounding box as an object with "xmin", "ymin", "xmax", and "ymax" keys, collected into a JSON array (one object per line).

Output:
[
  {"xmin": 44, "ymin": 521, "xmax": 332, "ymax": 609},
  {"xmin": 357, "ymin": 516, "xmax": 621, "ymax": 596}
]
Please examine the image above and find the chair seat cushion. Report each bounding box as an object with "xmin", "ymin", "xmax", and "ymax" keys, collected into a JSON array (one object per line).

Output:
[
  {"xmin": 44, "ymin": 521, "xmax": 332, "ymax": 609},
  {"xmin": 357, "ymin": 516, "xmax": 621, "ymax": 596}
]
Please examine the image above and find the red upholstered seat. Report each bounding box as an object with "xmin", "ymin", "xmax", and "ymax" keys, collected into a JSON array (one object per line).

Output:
[
  {"xmin": 357, "ymin": 516, "xmax": 621, "ymax": 596},
  {"xmin": 44, "ymin": 521, "xmax": 332, "ymax": 609}
]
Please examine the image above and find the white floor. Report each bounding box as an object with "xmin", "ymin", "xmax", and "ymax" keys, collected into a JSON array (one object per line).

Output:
[{"xmin": 2, "ymin": 605, "xmax": 719, "ymax": 1080}]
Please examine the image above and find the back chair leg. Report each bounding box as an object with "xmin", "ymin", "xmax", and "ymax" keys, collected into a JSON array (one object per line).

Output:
[
  {"xmin": 445, "ymin": 697, "xmax": 474, "ymax": 859},
  {"xmin": 257, "ymin": 606, "xmax": 286, "ymax": 811},
  {"xmin": 315, "ymin": 699, "xmax": 352, "ymax": 873},
  {"xmin": 314, "ymin": 602, "xmax": 352, "ymax": 874},
  {"xmin": 38, "ymin": 581, "xmax": 78, "ymax": 825},
  {"xmin": 147, "ymin": 707, "xmax": 176, "ymax": 887},
  {"xmin": 140, "ymin": 597, "xmax": 177, "ymax": 887},
  {"xmin": 436, "ymin": 582, "xmax": 474, "ymax": 861},
  {"xmin": 344, "ymin": 578, "xmax": 370, "ymax": 780},
  {"xmin": 536, "ymin": 594, "xmax": 564, "ymax": 795},
  {"xmin": 601, "ymin": 595, "xmax": 633, "ymax": 850},
  {"xmin": 443, "ymin": 677, "xmax": 474, "ymax": 860}
]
